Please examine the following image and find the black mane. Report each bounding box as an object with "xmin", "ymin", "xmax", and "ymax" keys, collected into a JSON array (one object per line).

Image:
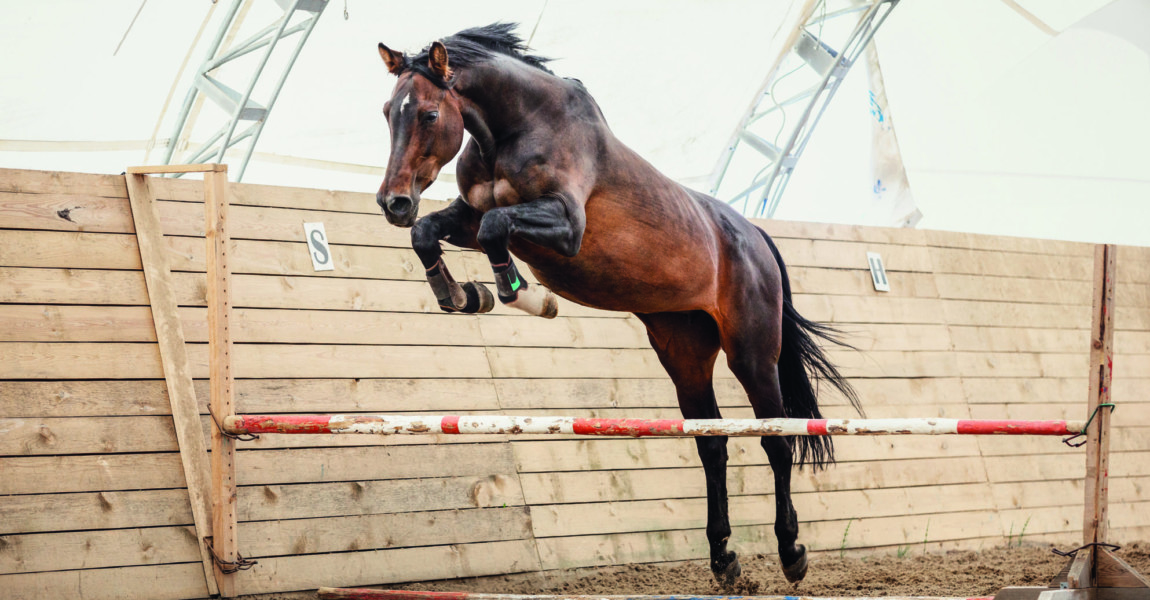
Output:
[{"xmin": 407, "ymin": 22, "xmax": 553, "ymax": 86}]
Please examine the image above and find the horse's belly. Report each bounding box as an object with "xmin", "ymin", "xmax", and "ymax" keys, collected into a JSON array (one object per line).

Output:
[{"xmin": 510, "ymin": 234, "xmax": 716, "ymax": 314}]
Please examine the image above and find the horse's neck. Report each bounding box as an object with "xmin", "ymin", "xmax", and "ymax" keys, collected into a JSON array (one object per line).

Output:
[{"xmin": 456, "ymin": 60, "xmax": 556, "ymax": 150}]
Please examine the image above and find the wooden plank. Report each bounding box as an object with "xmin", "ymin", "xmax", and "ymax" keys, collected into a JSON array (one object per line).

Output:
[
  {"xmin": 1116, "ymin": 245, "xmax": 1150, "ymax": 283},
  {"xmin": 948, "ymin": 326, "xmax": 1089, "ymax": 353},
  {"xmin": 528, "ymin": 482, "xmax": 996, "ymax": 537},
  {"xmin": 0, "ymin": 416, "xmax": 177, "ymax": 455},
  {"xmin": 127, "ymin": 164, "xmax": 227, "ymax": 174},
  {"xmin": 963, "ymin": 377, "xmax": 1090, "ymax": 404},
  {"xmin": 1095, "ymin": 547, "xmax": 1150, "ymax": 588},
  {"xmin": 990, "ymin": 476, "xmax": 1150, "ymax": 511},
  {"xmin": 0, "ymin": 378, "xmax": 503, "ymax": 418},
  {"xmin": 0, "ymin": 191, "xmax": 134, "ymax": 233},
  {"xmin": 479, "ymin": 314, "xmax": 649, "ymax": 349},
  {"xmin": 485, "ymin": 347, "xmax": 969, "ymax": 380},
  {"xmin": 755, "ymin": 217, "xmax": 926, "ymax": 246},
  {"xmin": 0, "ymin": 507, "xmax": 533, "ymax": 577},
  {"xmin": 785, "ymin": 266, "xmax": 940, "ymax": 298},
  {"xmin": 954, "ymin": 351, "xmax": 1087, "ymax": 379},
  {"xmin": 0, "ymin": 453, "xmax": 186, "ymax": 495},
  {"xmin": 156, "ymin": 199, "xmax": 414, "ymax": 248},
  {"xmin": 517, "ymin": 441, "xmax": 984, "ymax": 482},
  {"xmin": 0, "ymin": 525, "xmax": 200, "ymax": 575},
  {"xmin": 240, "ymin": 506, "xmax": 532, "ymax": 558},
  {"xmin": 201, "ymin": 167, "xmax": 239, "ymax": 597},
  {"xmin": 233, "ymin": 539, "xmax": 540, "ymax": 596},
  {"xmin": 0, "ymin": 266, "xmax": 623, "ymax": 318},
  {"xmin": 125, "ymin": 171, "xmax": 218, "ymax": 596},
  {"xmin": 941, "ymin": 299, "xmax": 1091, "ymax": 329},
  {"xmin": 535, "ymin": 508, "xmax": 1010, "ymax": 571},
  {"xmin": 1085, "ymin": 244, "xmax": 1116, "ymax": 549},
  {"xmin": 0, "ymin": 563, "xmax": 208, "ymax": 600},
  {"xmin": 238, "ymin": 475, "xmax": 525, "ymax": 521},
  {"xmin": 934, "ymin": 273, "xmax": 1092, "ymax": 305},
  {"xmin": 930, "ymin": 247, "xmax": 1094, "ymax": 280},
  {"xmin": 0, "ymin": 488, "xmax": 193, "ymax": 534},
  {"xmin": 150, "ymin": 172, "xmax": 380, "ymax": 214},
  {"xmin": 236, "ymin": 442, "xmax": 516, "ymax": 486},
  {"xmin": 771, "ymin": 238, "xmax": 935, "ymax": 272},
  {"xmin": 0, "ymin": 167, "xmax": 127, "ymax": 198},
  {"xmin": 1, "ymin": 472, "xmax": 532, "ymax": 534},
  {"xmin": 0, "ymin": 190, "xmax": 411, "ymax": 247},
  {"xmin": 0, "ymin": 342, "xmax": 493, "ymax": 379},
  {"xmin": 0, "ymin": 230, "xmax": 142, "ymax": 270},
  {"xmin": 921, "ymin": 229, "xmax": 1091, "ymax": 256},
  {"xmin": 793, "ymin": 294, "xmax": 945, "ymax": 324}
]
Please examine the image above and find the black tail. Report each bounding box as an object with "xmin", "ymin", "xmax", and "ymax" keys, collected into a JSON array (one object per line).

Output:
[{"xmin": 760, "ymin": 229, "xmax": 863, "ymax": 470}]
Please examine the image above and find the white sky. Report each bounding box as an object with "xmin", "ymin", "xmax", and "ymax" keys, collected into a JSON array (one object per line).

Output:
[{"xmin": 1, "ymin": 0, "xmax": 1148, "ymax": 245}]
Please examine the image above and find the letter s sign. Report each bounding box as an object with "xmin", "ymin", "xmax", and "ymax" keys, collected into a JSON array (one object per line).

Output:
[{"xmin": 303, "ymin": 222, "xmax": 334, "ymax": 271}]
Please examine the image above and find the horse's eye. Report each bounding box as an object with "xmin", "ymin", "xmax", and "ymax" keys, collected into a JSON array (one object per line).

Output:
[{"xmin": 421, "ymin": 111, "xmax": 439, "ymax": 124}]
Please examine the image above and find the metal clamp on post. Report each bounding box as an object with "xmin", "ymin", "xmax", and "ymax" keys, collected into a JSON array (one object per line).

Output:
[
  {"xmin": 1062, "ymin": 403, "xmax": 1115, "ymax": 448},
  {"xmin": 204, "ymin": 536, "xmax": 258, "ymax": 574},
  {"xmin": 1052, "ymin": 541, "xmax": 1122, "ymax": 558}
]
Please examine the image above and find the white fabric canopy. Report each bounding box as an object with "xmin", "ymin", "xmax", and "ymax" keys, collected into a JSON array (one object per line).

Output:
[{"xmin": 2, "ymin": 0, "xmax": 1147, "ymax": 245}]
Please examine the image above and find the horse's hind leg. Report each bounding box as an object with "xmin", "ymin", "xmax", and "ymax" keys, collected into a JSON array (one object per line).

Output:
[
  {"xmin": 714, "ymin": 278, "xmax": 808, "ymax": 583},
  {"xmin": 636, "ymin": 311, "xmax": 741, "ymax": 585}
]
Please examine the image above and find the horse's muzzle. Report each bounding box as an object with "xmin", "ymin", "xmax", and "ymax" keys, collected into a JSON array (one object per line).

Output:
[{"xmin": 378, "ymin": 192, "xmax": 418, "ymax": 227}]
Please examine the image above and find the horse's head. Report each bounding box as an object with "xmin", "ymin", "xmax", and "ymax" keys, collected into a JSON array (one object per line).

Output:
[{"xmin": 376, "ymin": 41, "xmax": 466, "ymax": 228}]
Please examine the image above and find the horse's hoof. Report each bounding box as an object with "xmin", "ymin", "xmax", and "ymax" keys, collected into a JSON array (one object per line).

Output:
[
  {"xmin": 539, "ymin": 289, "xmax": 559, "ymax": 319},
  {"xmin": 712, "ymin": 552, "xmax": 741, "ymax": 587},
  {"xmin": 781, "ymin": 544, "xmax": 808, "ymax": 583},
  {"xmin": 462, "ymin": 282, "xmax": 495, "ymax": 314}
]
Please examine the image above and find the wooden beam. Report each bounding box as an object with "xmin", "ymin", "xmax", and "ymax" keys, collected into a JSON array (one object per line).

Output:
[
  {"xmin": 1084, "ymin": 244, "xmax": 1115, "ymax": 549},
  {"xmin": 1095, "ymin": 547, "xmax": 1150, "ymax": 588},
  {"xmin": 204, "ymin": 167, "xmax": 240, "ymax": 597},
  {"xmin": 125, "ymin": 172, "xmax": 219, "ymax": 597},
  {"xmin": 127, "ymin": 164, "xmax": 227, "ymax": 174}
]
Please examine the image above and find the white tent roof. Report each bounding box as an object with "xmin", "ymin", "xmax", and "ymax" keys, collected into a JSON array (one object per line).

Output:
[{"xmin": 3, "ymin": 0, "xmax": 1148, "ymax": 245}]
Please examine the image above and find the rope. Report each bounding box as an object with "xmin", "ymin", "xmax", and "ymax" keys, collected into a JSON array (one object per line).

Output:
[{"xmin": 1062, "ymin": 403, "xmax": 1115, "ymax": 448}]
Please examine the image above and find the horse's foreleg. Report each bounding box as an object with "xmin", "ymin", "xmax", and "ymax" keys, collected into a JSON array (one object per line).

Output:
[
  {"xmin": 476, "ymin": 197, "xmax": 584, "ymax": 319},
  {"xmin": 411, "ymin": 198, "xmax": 494, "ymax": 314}
]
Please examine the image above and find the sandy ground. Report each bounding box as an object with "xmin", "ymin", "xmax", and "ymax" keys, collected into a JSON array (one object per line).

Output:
[
  {"xmin": 387, "ymin": 542, "xmax": 1150, "ymax": 598},
  {"xmin": 246, "ymin": 541, "xmax": 1150, "ymax": 599}
]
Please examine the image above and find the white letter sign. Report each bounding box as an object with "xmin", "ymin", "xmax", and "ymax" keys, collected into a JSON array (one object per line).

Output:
[{"xmin": 303, "ymin": 222, "xmax": 334, "ymax": 272}]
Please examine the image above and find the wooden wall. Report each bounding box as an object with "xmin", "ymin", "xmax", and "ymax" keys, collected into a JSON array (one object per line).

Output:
[{"xmin": 0, "ymin": 167, "xmax": 1146, "ymax": 599}]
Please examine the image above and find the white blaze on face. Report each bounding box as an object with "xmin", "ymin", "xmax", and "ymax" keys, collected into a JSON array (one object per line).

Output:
[{"xmin": 398, "ymin": 91, "xmax": 412, "ymax": 114}]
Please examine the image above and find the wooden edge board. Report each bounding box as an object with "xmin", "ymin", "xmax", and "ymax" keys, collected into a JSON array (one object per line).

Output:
[
  {"xmin": 127, "ymin": 164, "xmax": 227, "ymax": 174},
  {"xmin": 125, "ymin": 172, "xmax": 219, "ymax": 596}
]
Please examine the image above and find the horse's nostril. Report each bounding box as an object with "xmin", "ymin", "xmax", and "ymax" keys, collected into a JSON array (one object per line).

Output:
[
  {"xmin": 376, "ymin": 192, "xmax": 386, "ymax": 209},
  {"xmin": 387, "ymin": 195, "xmax": 413, "ymax": 215}
]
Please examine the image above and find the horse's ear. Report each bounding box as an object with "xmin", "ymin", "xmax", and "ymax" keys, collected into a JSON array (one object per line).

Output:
[
  {"xmin": 428, "ymin": 41, "xmax": 453, "ymax": 80},
  {"xmin": 378, "ymin": 42, "xmax": 406, "ymax": 76}
]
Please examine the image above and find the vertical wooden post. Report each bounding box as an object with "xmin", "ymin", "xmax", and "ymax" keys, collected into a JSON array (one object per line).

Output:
[
  {"xmin": 1083, "ymin": 244, "xmax": 1115, "ymax": 548},
  {"xmin": 205, "ymin": 167, "xmax": 239, "ymax": 597},
  {"xmin": 126, "ymin": 171, "xmax": 219, "ymax": 597}
]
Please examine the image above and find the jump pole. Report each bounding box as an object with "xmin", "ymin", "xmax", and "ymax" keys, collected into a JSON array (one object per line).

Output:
[
  {"xmin": 317, "ymin": 592, "xmax": 993, "ymax": 600},
  {"xmin": 223, "ymin": 415, "xmax": 1084, "ymax": 437}
]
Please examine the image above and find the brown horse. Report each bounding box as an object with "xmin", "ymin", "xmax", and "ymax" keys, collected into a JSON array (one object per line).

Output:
[{"xmin": 375, "ymin": 23, "xmax": 861, "ymax": 585}]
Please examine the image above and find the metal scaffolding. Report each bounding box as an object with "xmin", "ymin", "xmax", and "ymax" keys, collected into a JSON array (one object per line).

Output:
[
  {"xmin": 707, "ymin": 0, "xmax": 899, "ymax": 218},
  {"xmin": 161, "ymin": 0, "xmax": 328, "ymax": 180}
]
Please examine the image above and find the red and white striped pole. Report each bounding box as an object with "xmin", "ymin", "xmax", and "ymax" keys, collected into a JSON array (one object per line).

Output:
[{"xmin": 224, "ymin": 414, "xmax": 1083, "ymax": 438}]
